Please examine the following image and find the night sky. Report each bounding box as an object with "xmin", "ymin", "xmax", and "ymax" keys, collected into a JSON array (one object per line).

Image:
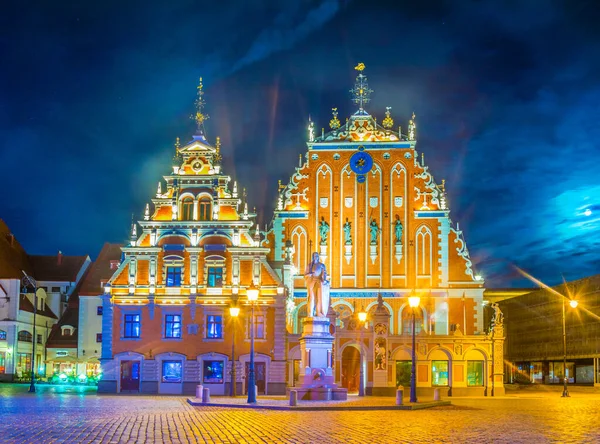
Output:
[{"xmin": 2, "ymin": 0, "xmax": 599, "ymax": 287}]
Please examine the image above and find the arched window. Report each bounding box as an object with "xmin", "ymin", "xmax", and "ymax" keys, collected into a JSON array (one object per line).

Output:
[
  {"xmin": 198, "ymin": 198, "xmax": 212, "ymax": 221},
  {"xmin": 181, "ymin": 197, "xmax": 194, "ymax": 220},
  {"xmin": 18, "ymin": 330, "xmax": 32, "ymax": 342},
  {"xmin": 402, "ymin": 307, "xmax": 424, "ymax": 335}
]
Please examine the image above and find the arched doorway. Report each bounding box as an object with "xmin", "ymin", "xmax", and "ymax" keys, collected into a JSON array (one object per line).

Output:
[{"xmin": 341, "ymin": 346, "xmax": 360, "ymax": 393}]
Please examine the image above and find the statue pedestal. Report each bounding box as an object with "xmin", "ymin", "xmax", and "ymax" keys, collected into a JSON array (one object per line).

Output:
[{"xmin": 291, "ymin": 316, "xmax": 347, "ymax": 401}]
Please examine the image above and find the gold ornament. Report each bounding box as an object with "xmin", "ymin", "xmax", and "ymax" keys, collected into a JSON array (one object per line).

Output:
[
  {"xmin": 382, "ymin": 106, "xmax": 394, "ymax": 129},
  {"xmin": 329, "ymin": 108, "xmax": 341, "ymax": 129}
]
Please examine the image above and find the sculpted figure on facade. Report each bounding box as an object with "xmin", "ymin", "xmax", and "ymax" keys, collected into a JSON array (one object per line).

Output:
[
  {"xmin": 304, "ymin": 252, "xmax": 330, "ymax": 317},
  {"xmin": 369, "ymin": 218, "xmax": 381, "ymax": 245},
  {"xmin": 343, "ymin": 218, "xmax": 352, "ymax": 245},
  {"xmin": 490, "ymin": 303, "xmax": 504, "ymax": 328},
  {"xmin": 394, "ymin": 215, "xmax": 403, "ymax": 244},
  {"xmin": 319, "ymin": 217, "xmax": 330, "ymax": 245}
]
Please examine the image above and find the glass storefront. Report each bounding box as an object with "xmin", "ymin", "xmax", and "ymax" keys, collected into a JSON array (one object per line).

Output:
[
  {"xmin": 467, "ymin": 360, "xmax": 484, "ymax": 386},
  {"xmin": 203, "ymin": 360, "xmax": 224, "ymax": 384},
  {"xmin": 162, "ymin": 360, "xmax": 182, "ymax": 383},
  {"xmin": 432, "ymin": 360, "xmax": 449, "ymax": 386}
]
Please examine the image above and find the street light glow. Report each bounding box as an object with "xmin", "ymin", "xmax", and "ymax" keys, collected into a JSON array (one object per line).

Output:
[
  {"xmin": 408, "ymin": 296, "xmax": 420, "ymax": 308},
  {"xmin": 569, "ymin": 299, "xmax": 578, "ymax": 308},
  {"xmin": 247, "ymin": 284, "xmax": 259, "ymax": 301},
  {"xmin": 229, "ymin": 306, "xmax": 240, "ymax": 317},
  {"xmin": 358, "ymin": 311, "xmax": 367, "ymax": 322}
]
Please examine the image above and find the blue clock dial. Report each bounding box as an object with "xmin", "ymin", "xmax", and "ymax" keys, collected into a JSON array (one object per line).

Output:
[{"xmin": 349, "ymin": 151, "xmax": 373, "ymax": 175}]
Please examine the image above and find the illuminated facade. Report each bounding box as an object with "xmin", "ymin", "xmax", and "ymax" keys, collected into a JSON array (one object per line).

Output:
[
  {"xmin": 99, "ymin": 80, "xmax": 286, "ymax": 394},
  {"xmin": 266, "ymin": 64, "xmax": 505, "ymax": 396}
]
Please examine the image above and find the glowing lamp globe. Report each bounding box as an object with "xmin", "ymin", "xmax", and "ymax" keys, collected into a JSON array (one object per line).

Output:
[
  {"xmin": 358, "ymin": 311, "xmax": 367, "ymax": 323},
  {"xmin": 247, "ymin": 285, "xmax": 259, "ymax": 302},
  {"xmin": 569, "ymin": 300, "xmax": 578, "ymax": 309},
  {"xmin": 229, "ymin": 306, "xmax": 240, "ymax": 317},
  {"xmin": 408, "ymin": 296, "xmax": 421, "ymax": 308}
]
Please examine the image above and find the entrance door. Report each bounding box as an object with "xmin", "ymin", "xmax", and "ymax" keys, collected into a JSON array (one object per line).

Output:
[
  {"xmin": 341, "ymin": 346, "xmax": 360, "ymax": 393},
  {"xmin": 120, "ymin": 360, "xmax": 140, "ymax": 392},
  {"xmin": 396, "ymin": 360, "xmax": 411, "ymax": 388},
  {"xmin": 245, "ymin": 362, "xmax": 266, "ymax": 394}
]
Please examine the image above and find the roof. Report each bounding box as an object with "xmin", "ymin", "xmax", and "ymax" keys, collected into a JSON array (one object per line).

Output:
[
  {"xmin": 28, "ymin": 253, "xmax": 90, "ymax": 282},
  {"xmin": 0, "ymin": 219, "xmax": 33, "ymax": 279},
  {"xmin": 19, "ymin": 294, "xmax": 58, "ymax": 319},
  {"xmin": 79, "ymin": 243, "xmax": 123, "ymax": 296}
]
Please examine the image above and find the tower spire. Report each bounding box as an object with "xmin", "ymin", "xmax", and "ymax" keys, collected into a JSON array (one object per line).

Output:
[
  {"xmin": 350, "ymin": 62, "xmax": 373, "ymax": 114},
  {"xmin": 192, "ymin": 77, "xmax": 209, "ymax": 137}
]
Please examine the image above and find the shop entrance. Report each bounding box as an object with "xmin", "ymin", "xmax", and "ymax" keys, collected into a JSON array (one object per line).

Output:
[{"xmin": 341, "ymin": 346, "xmax": 360, "ymax": 393}]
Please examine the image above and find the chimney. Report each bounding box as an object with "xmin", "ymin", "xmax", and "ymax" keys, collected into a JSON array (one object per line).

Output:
[{"xmin": 57, "ymin": 250, "xmax": 63, "ymax": 266}]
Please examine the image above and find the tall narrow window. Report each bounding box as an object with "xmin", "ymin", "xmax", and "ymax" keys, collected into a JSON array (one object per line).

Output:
[
  {"xmin": 402, "ymin": 307, "xmax": 423, "ymax": 335},
  {"xmin": 181, "ymin": 197, "xmax": 194, "ymax": 220},
  {"xmin": 0, "ymin": 330, "xmax": 6, "ymax": 340},
  {"xmin": 248, "ymin": 314, "xmax": 266, "ymax": 339},
  {"xmin": 166, "ymin": 267, "xmax": 182, "ymax": 287},
  {"xmin": 206, "ymin": 315, "xmax": 222, "ymax": 339},
  {"xmin": 207, "ymin": 267, "xmax": 223, "ymax": 288},
  {"xmin": 124, "ymin": 314, "xmax": 141, "ymax": 338},
  {"xmin": 467, "ymin": 360, "xmax": 484, "ymax": 386},
  {"xmin": 165, "ymin": 314, "xmax": 182, "ymax": 338},
  {"xmin": 198, "ymin": 198, "xmax": 212, "ymax": 221}
]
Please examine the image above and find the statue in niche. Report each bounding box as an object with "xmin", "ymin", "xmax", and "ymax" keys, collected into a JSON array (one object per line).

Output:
[
  {"xmin": 319, "ymin": 217, "xmax": 330, "ymax": 245},
  {"xmin": 369, "ymin": 218, "xmax": 381, "ymax": 245},
  {"xmin": 394, "ymin": 215, "xmax": 403, "ymax": 244},
  {"xmin": 374, "ymin": 337, "xmax": 387, "ymax": 370},
  {"xmin": 343, "ymin": 218, "xmax": 352, "ymax": 245},
  {"xmin": 304, "ymin": 252, "xmax": 330, "ymax": 317}
]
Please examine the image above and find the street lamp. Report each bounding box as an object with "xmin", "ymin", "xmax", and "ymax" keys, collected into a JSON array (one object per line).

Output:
[
  {"xmin": 561, "ymin": 298, "xmax": 578, "ymax": 397},
  {"xmin": 246, "ymin": 283, "xmax": 259, "ymax": 404},
  {"xmin": 229, "ymin": 302, "xmax": 240, "ymax": 397},
  {"xmin": 357, "ymin": 310, "xmax": 367, "ymax": 396},
  {"xmin": 22, "ymin": 271, "xmax": 38, "ymax": 393},
  {"xmin": 408, "ymin": 295, "xmax": 421, "ymax": 403}
]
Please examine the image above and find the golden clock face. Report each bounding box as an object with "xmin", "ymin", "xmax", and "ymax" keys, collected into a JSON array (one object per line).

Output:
[{"xmin": 191, "ymin": 160, "xmax": 203, "ymax": 172}]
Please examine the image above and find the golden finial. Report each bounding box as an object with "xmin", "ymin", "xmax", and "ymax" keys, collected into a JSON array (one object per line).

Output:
[
  {"xmin": 329, "ymin": 108, "xmax": 341, "ymax": 129},
  {"xmin": 382, "ymin": 106, "xmax": 394, "ymax": 129},
  {"xmin": 355, "ymin": 62, "xmax": 366, "ymax": 72},
  {"xmin": 192, "ymin": 77, "xmax": 209, "ymax": 134},
  {"xmin": 215, "ymin": 136, "xmax": 221, "ymax": 152},
  {"xmin": 175, "ymin": 137, "xmax": 180, "ymax": 149},
  {"xmin": 441, "ymin": 179, "xmax": 446, "ymax": 192},
  {"xmin": 351, "ymin": 63, "xmax": 372, "ymax": 111}
]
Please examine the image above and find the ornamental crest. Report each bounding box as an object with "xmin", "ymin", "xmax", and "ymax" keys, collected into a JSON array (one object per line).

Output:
[
  {"xmin": 345, "ymin": 197, "xmax": 353, "ymax": 208},
  {"xmin": 320, "ymin": 197, "xmax": 329, "ymax": 208},
  {"xmin": 369, "ymin": 197, "xmax": 378, "ymax": 208},
  {"xmin": 374, "ymin": 323, "xmax": 387, "ymax": 335},
  {"xmin": 394, "ymin": 196, "xmax": 403, "ymax": 208}
]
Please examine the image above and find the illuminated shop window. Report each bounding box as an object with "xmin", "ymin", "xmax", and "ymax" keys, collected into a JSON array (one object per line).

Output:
[
  {"xmin": 165, "ymin": 314, "xmax": 182, "ymax": 338},
  {"xmin": 203, "ymin": 360, "xmax": 224, "ymax": 384},
  {"xmin": 206, "ymin": 315, "xmax": 222, "ymax": 339},
  {"xmin": 432, "ymin": 360, "xmax": 449, "ymax": 386},
  {"xmin": 124, "ymin": 314, "xmax": 141, "ymax": 338},
  {"xmin": 0, "ymin": 351, "xmax": 5, "ymax": 374},
  {"xmin": 467, "ymin": 360, "xmax": 484, "ymax": 386},
  {"xmin": 166, "ymin": 267, "xmax": 182, "ymax": 287},
  {"xmin": 162, "ymin": 360, "xmax": 182, "ymax": 383},
  {"xmin": 17, "ymin": 353, "xmax": 31, "ymax": 372}
]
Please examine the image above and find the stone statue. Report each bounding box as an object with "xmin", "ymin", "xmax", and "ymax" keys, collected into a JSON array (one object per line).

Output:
[
  {"xmin": 490, "ymin": 303, "xmax": 504, "ymax": 327},
  {"xmin": 304, "ymin": 252, "xmax": 330, "ymax": 317},
  {"xmin": 343, "ymin": 218, "xmax": 352, "ymax": 245},
  {"xmin": 369, "ymin": 218, "xmax": 380, "ymax": 245},
  {"xmin": 319, "ymin": 217, "xmax": 330, "ymax": 245},
  {"xmin": 394, "ymin": 215, "xmax": 403, "ymax": 244}
]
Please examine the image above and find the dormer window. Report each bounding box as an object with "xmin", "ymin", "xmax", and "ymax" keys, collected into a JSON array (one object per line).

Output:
[
  {"xmin": 198, "ymin": 198, "xmax": 212, "ymax": 221},
  {"xmin": 61, "ymin": 326, "xmax": 74, "ymax": 336},
  {"xmin": 181, "ymin": 197, "xmax": 194, "ymax": 220}
]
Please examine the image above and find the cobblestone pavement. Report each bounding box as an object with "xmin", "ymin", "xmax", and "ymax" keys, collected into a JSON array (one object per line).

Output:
[{"xmin": 1, "ymin": 384, "xmax": 599, "ymax": 443}]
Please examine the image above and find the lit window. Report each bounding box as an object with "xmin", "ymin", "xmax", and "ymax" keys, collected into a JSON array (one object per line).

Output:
[
  {"xmin": 207, "ymin": 267, "xmax": 223, "ymax": 288},
  {"xmin": 96, "ymin": 333, "xmax": 102, "ymax": 343},
  {"xmin": 0, "ymin": 351, "xmax": 5, "ymax": 374},
  {"xmin": 206, "ymin": 315, "xmax": 222, "ymax": 339},
  {"xmin": 124, "ymin": 314, "xmax": 141, "ymax": 338},
  {"xmin": 16, "ymin": 353, "xmax": 31, "ymax": 372},
  {"xmin": 203, "ymin": 360, "xmax": 224, "ymax": 384},
  {"xmin": 166, "ymin": 267, "xmax": 182, "ymax": 287},
  {"xmin": 18, "ymin": 331, "xmax": 32, "ymax": 342},
  {"xmin": 165, "ymin": 314, "xmax": 182, "ymax": 338},
  {"xmin": 402, "ymin": 307, "xmax": 423, "ymax": 335},
  {"xmin": 162, "ymin": 360, "xmax": 182, "ymax": 383},
  {"xmin": 181, "ymin": 197, "xmax": 194, "ymax": 220},
  {"xmin": 432, "ymin": 360, "xmax": 449, "ymax": 386},
  {"xmin": 198, "ymin": 198, "xmax": 212, "ymax": 221},
  {"xmin": 467, "ymin": 360, "xmax": 484, "ymax": 386},
  {"xmin": 0, "ymin": 330, "xmax": 6, "ymax": 340},
  {"xmin": 248, "ymin": 314, "xmax": 266, "ymax": 339},
  {"xmin": 97, "ymin": 306, "xmax": 103, "ymax": 316}
]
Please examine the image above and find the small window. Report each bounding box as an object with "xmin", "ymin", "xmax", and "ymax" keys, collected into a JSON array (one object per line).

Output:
[
  {"xmin": 162, "ymin": 360, "xmax": 182, "ymax": 383},
  {"xmin": 248, "ymin": 314, "xmax": 266, "ymax": 339},
  {"xmin": 97, "ymin": 306, "xmax": 103, "ymax": 316},
  {"xmin": 206, "ymin": 315, "xmax": 222, "ymax": 339},
  {"xmin": 165, "ymin": 314, "xmax": 182, "ymax": 339},
  {"xmin": 96, "ymin": 333, "xmax": 102, "ymax": 343},
  {"xmin": 18, "ymin": 331, "xmax": 32, "ymax": 342},
  {"xmin": 203, "ymin": 360, "xmax": 224, "ymax": 384},
  {"xmin": 124, "ymin": 314, "xmax": 141, "ymax": 338},
  {"xmin": 166, "ymin": 267, "xmax": 182, "ymax": 287},
  {"xmin": 0, "ymin": 330, "xmax": 6, "ymax": 340},
  {"xmin": 207, "ymin": 267, "xmax": 223, "ymax": 288},
  {"xmin": 37, "ymin": 334, "xmax": 42, "ymax": 344},
  {"xmin": 181, "ymin": 197, "xmax": 194, "ymax": 220},
  {"xmin": 198, "ymin": 198, "xmax": 212, "ymax": 221},
  {"xmin": 62, "ymin": 328, "xmax": 72, "ymax": 336},
  {"xmin": 52, "ymin": 287, "xmax": 61, "ymax": 293},
  {"xmin": 432, "ymin": 360, "xmax": 449, "ymax": 386},
  {"xmin": 467, "ymin": 361, "xmax": 484, "ymax": 386}
]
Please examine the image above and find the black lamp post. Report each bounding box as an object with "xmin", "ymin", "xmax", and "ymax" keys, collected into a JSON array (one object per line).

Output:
[
  {"xmin": 22, "ymin": 271, "xmax": 37, "ymax": 393},
  {"xmin": 229, "ymin": 296, "xmax": 240, "ymax": 397},
  {"xmin": 246, "ymin": 283, "xmax": 259, "ymax": 403},
  {"xmin": 561, "ymin": 297, "xmax": 578, "ymax": 397},
  {"xmin": 408, "ymin": 295, "xmax": 420, "ymax": 403}
]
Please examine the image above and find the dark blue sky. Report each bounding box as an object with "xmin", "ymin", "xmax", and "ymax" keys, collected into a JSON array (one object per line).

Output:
[{"xmin": 2, "ymin": 0, "xmax": 599, "ymax": 287}]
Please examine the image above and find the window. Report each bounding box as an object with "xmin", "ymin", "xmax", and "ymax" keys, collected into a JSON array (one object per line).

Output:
[
  {"xmin": 206, "ymin": 315, "xmax": 222, "ymax": 339},
  {"xmin": 0, "ymin": 351, "xmax": 5, "ymax": 374},
  {"xmin": 96, "ymin": 333, "xmax": 102, "ymax": 343},
  {"xmin": 124, "ymin": 314, "xmax": 141, "ymax": 338},
  {"xmin": 181, "ymin": 197, "xmax": 194, "ymax": 220},
  {"xmin": 37, "ymin": 334, "xmax": 42, "ymax": 344},
  {"xmin": 203, "ymin": 360, "xmax": 224, "ymax": 384},
  {"xmin": 402, "ymin": 307, "xmax": 423, "ymax": 335},
  {"xmin": 39, "ymin": 286, "xmax": 48, "ymax": 292},
  {"xmin": 162, "ymin": 360, "xmax": 182, "ymax": 383},
  {"xmin": 62, "ymin": 328, "xmax": 72, "ymax": 336},
  {"xmin": 467, "ymin": 361, "xmax": 484, "ymax": 386},
  {"xmin": 248, "ymin": 314, "xmax": 266, "ymax": 339},
  {"xmin": 97, "ymin": 306, "xmax": 103, "ymax": 316},
  {"xmin": 0, "ymin": 330, "xmax": 6, "ymax": 340},
  {"xmin": 18, "ymin": 331, "xmax": 32, "ymax": 342},
  {"xmin": 432, "ymin": 360, "xmax": 449, "ymax": 386},
  {"xmin": 52, "ymin": 286, "xmax": 61, "ymax": 293},
  {"xmin": 207, "ymin": 267, "xmax": 223, "ymax": 288},
  {"xmin": 395, "ymin": 360, "xmax": 411, "ymax": 388},
  {"xmin": 165, "ymin": 314, "xmax": 182, "ymax": 339},
  {"xmin": 166, "ymin": 267, "xmax": 182, "ymax": 287},
  {"xmin": 17, "ymin": 353, "xmax": 31, "ymax": 372},
  {"xmin": 198, "ymin": 198, "xmax": 212, "ymax": 221}
]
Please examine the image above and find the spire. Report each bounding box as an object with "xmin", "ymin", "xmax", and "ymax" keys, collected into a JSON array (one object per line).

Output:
[
  {"xmin": 350, "ymin": 62, "xmax": 373, "ymax": 114},
  {"xmin": 130, "ymin": 214, "xmax": 138, "ymax": 245},
  {"xmin": 382, "ymin": 106, "xmax": 394, "ymax": 129},
  {"xmin": 408, "ymin": 112, "xmax": 416, "ymax": 140},
  {"xmin": 144, "ymin": 203, "xmax": 150, "ymax": 220},
  {"xmin": 172, "ymin": 137, "xmax": 182, "ymax": 165},
  {"xmin": 329, "ymin": 108, "xmax": 340, "ymax": 129},
  {"xmin": 192, "ymin": 77, "xmax": 209, "ymax": 136},
  {"xmin": 156, "ymin": 181, "xmax": 162, "ymax": 198},
  {"xmin": 307, "ymin": 116, "xmax": 315, "ymax": 142},
  {"xmin": 213, "ymin": 136, "xmax": 222, "ymax": 170},
  {"xmin": 232, "ymin": 180, "xmax": 238, "ymax": 198}
]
